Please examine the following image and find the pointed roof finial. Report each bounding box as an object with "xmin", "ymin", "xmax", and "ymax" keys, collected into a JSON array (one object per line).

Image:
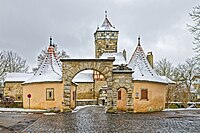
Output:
[
  {"xmin": 105, "ymin": 10, "xmax": 107, "ymax": 18},
  {"xmin": 50, "ymin": 36, "xmax": 52, "ymax": 46},
  {"xmin": 138, "ymin": 36, "xmax": 141, "ymax": 46}
]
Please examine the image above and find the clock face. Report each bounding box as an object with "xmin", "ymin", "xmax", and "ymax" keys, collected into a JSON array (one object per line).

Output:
[{"xmin": 106, "ymin": 35, "xmax": 110, "ymax": 39}]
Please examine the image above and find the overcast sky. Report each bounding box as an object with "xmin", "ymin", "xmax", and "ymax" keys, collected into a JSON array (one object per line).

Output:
[{"xmin": 0, "ymin": 0, "xmax": 199, "ymax": 70}]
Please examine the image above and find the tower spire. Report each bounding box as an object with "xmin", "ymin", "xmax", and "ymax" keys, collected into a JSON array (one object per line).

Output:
[
  {"xmin": 138, "ymin": 36, "xmax": 141, "ymax": 46},
  {"xmin": 105, "ymin": 10, "xmax": 107, "ymax": 18}
]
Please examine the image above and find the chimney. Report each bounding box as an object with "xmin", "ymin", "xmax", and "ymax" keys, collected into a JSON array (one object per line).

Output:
[
  {"xmin": 123, "ymin": 49, "xmax": 127, "ymax": 61},
  {"xmin": 147, "ymin": 52, "xmax": 153, "ymax": 68}
]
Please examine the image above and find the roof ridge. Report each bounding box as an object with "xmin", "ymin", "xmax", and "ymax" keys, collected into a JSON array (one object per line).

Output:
[{"xmin": 128, "ymin": 42, "xmax": 166, "ymax": 83}]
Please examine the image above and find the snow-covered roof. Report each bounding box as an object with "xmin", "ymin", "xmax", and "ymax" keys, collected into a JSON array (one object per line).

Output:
[
  {"xmin": 23, "ymin": 39, "xmax": 62, "ymax": 84},
  {"xmin": 4, "ymin": 73, "xmax": 33, "ymax": 82},
  {"xmin": 100, "ymin": 52, "xmax": 126, "ymax": 65},
  {"xmin": 97, "ymin": 16, "xmax": 118, "ymax": 31},
  {"xmin": 159, "ymin": 76, "xmax": 176, "ymax": 84},
  {"xmin": 72, "ymin": 71, "xmax": 94, "ymax": 83},
  {"xmin": 127, "ymin": 37, "xmax": 167, "ymax": 84}
]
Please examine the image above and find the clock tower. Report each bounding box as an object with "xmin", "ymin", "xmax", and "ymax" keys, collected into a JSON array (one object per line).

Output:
[{"xmin": 94, "ymin": 11, "xmax": 119, "ymax": 58}]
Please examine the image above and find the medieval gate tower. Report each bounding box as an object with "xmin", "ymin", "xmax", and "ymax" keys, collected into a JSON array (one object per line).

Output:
[{"xmin": 94, "ymin": 11, "xmax": 119, "ymax": 58}]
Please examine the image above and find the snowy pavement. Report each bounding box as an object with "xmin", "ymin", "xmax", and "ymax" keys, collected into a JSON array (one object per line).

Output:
[
  {"xmin": 0, "ymin": 107, "xmax": 46, "ymax": 113},
  {"xmin": 0, "ymin": 106, "xmax": 200, "ymax": 113},
  {"xmin": 163, "ymin": 108, "xmax": 200, "ymax": 111},
  {"xmin": 0, "ymin": 105, "xmax": 99, "ymax": 114},
  {"xmin": 23, "ymin": 106, "xmax": 200, "ymax": 133},
  {"xmin": 72, "ymin": 105, "xmax": 98, "ymax": 113}
]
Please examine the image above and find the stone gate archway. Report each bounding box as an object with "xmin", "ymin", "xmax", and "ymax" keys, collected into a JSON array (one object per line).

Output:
[{"xmin": 61, "ymin": 58, "xmax": 114, "ymax": 112}]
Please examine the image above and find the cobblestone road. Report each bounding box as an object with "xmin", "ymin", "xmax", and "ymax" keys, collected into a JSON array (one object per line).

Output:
[{"xmin": 23, "ymin": 106, "xmax": 200, "ymax": 133}]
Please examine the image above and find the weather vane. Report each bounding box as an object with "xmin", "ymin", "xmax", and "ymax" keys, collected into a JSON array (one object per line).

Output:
[{"xmin": 105, "ymin": 10, "xmax": 107, "ymax": 18}]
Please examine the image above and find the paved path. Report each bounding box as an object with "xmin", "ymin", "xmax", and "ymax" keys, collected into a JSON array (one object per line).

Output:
[
  {"xmin": 0, "ymin": 112, "xmax": 42, "ymax": 132},
  {"xmin": 22, "ymin": 106, "xmax": 200, "ymax": 133}
]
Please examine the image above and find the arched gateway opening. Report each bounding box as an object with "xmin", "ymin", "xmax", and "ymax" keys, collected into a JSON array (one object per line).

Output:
[
  {"xmin": 72, "ymin": 69, "xmax": 107, "ymax": 107},
  {"xmin": 60, "ymin": 58, "xmax": 114, "ymax": 112}
]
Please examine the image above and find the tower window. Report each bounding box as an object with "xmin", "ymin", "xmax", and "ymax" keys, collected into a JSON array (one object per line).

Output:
[
  {"xmin": 106, "ymin": 45, "xmax": 109, "ymax": 48},
  {"xmin": 112, "ymin": 33, "xmax": 114, "ymax": 36},
  {"xmin": 101, "ymin": 33, "xmax": 104, "ymax": 36}
]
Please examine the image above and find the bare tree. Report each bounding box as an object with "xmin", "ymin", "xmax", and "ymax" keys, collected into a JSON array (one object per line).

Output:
[
  {"xmin": 176, "ymin": 57, "xmax": 199, "ymax": 101},
  {"xmin": 154, "ymin": 58, "xmax": 174, "ymax": 78},
  {"xmin": 188, "ymin": 4, "xmax": 200, "ymax": 58},
  {"xmin": 0, "ymin": 51, "xmax": 29, "ymax": 82},
  {"xmin": 155, "ymin": 57, "xmax": 200, "ymax": 106}
]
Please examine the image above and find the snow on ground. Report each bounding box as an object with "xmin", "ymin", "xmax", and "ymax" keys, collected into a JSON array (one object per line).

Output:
[
  {"xmin": 0, "ymin": 107, "xmax": 46, "ymax": 113},
  {"xmin": 43, "ymin": 113, "xmax": 56, "ymax": 115},
  {"xmin": 72, "ymin": 105, "xmax": 97, "ymax": 113},
  {"xmin": 163, "ymin": 108, "xmax": 200, "ymax": 111},
  {"xmin": 0, "ymin": 105, "xmax": 97, "ymax": 113}
]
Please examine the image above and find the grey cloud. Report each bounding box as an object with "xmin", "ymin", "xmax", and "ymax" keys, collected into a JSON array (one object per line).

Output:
[{"xmin": 0, "ymin": 0, "xmax": 199, "ymax": 69}]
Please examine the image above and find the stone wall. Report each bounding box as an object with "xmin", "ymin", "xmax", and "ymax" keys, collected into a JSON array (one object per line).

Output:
[
  {"xmin": 94, "ymin": 80, "xmax": 107, "ymax": 98},
  {"xmin": 4, "ymin": 82, "xmax": 23, "ymax": 101},
  {"xmin": 76, "ymin": 82, "xmax": 94, "ymax": 99},
  {"xmin": 0, "ymin": 86, "xmax": 3, "ymax": 99}
]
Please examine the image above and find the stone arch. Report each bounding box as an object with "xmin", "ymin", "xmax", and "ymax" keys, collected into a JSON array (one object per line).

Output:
[{"xmin": 61, "ymin": 58, "xmax": 114, "ymax": 112}]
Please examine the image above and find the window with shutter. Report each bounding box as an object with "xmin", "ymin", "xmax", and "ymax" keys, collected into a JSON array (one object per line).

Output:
[{"xmin": 141, "ymin": 89, "xmax": 148, "ymax": 100}]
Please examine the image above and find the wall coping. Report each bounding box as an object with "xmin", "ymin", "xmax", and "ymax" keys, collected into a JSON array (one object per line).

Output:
[{"xmin": 60, "ymin": 58, "xmax": 115, "ymax": 62}]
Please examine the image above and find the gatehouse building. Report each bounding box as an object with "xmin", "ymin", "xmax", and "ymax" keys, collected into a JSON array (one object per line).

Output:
[{"xmin": 3, "ymin": 13, "xmax": 174, "ymax": 113}]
